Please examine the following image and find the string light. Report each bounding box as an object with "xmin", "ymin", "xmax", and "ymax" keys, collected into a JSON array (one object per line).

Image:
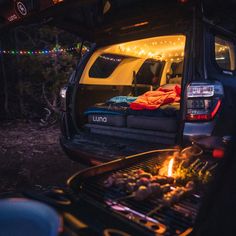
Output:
[
  {"xmin": 100, "ymin": 55, "xmax": 122, "ymax": 62},
  {"xmin": 116, "ymin": 36, "xmax": 186, "ymax": 61},
  {"xmin": 0, "ymin": 45, "xmax": 89, "ymax": 56}
]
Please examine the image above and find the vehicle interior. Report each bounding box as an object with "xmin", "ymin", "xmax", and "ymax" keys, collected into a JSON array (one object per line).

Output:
[{"xmin": 74, "ymin": 35, "xmax": 186, "ymax": 146}]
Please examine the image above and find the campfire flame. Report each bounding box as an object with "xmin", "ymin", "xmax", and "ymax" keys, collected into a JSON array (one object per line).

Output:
[{"xmin": 167, "ymin": 158, "xmax": 174, "ymax": 177}]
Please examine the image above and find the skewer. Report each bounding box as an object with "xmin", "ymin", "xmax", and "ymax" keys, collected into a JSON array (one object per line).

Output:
[
  {"xmin": 189, "ymin": 159, "xmax": 201, "ymax": 171},
  {"xmin": 208, "ymin": 163, "xmax": 218, "ymax": 171},
  {"xmin": 197, "ymin": 161, "xmax": 208, "ymax": 176},
  {"xmin": 146, "ymin": 204, "xmax": 164, "ymax": 217},
  {"xmin": 192, "ymin": 162, "xmax": 204, "ymax": 172},
  {"xmin": 180, "ymin": 145, "xmax": 203, "ymax": 157},
  {"xmin": 113, "ymin": 194, "xmax": 135, "ymax": 202}
]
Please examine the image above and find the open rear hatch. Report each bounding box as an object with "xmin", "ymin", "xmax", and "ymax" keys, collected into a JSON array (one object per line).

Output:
[
  {"xmin": 1, "ymin": 1, "xmax": 236, "ymax": 41},
  {"xmin": 0, "ymin": 1, "xmax": 193, "ymax": 43}
]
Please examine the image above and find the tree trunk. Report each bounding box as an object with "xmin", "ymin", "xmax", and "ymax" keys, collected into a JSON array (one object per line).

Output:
[
  {"xmin": 52, "ymin": 92, "xmax": 58, "ymax": 110},
  {"xmin": 42, "ymin": 83, "xmax": 59, "ymax": 113},
  {"xmin": 14, "ymin": 29, "xmax": 25, "ymax": 117}
]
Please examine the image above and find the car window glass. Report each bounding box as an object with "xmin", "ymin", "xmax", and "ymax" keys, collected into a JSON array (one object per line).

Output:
[
  {"xmin": 215, "ymin": 36, "xmax": 235, "ymax": 71},
  {"xmin": 89, "ymin": 54, "xmax": 125, "ymax": 78},
  {"xmin": 135, "ymin": 59, "xmax": 164, "ymax": 85}
]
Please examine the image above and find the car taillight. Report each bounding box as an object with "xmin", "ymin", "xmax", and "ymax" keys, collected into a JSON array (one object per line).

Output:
[
  {"xmin": 186, "ymin": 81, "xmax": 223, "ymax": 121},
  {"xmin": 212, "ymin": 148, "xmax": 225, "ymax": 159},
  {"xmin": 187, "ymin": 85, "xmax": 214, "ymax": 98}
]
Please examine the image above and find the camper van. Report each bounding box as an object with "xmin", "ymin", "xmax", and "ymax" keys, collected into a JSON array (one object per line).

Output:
[{"xmin": 58, "ymin": 0, "xmax": 236, "ymax": 164}]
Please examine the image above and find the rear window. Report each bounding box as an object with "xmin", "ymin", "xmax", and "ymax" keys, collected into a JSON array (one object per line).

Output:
[
  {"xmin": 89, "ymin": 54, "xmax": 125, "ymax": 78},
  {"xmin": 215, "ymin": 36, "xmax": 235, "ymax": 71}
]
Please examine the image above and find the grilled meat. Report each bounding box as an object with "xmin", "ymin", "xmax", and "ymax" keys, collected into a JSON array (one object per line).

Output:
[
  {"xmin": 133, "ymin": 183, "xmax": 162, "ymax": 201},
  {"xmin": 134, "ymin": 185, "xmax": 152, "ymax": 201},
  {"xmin": 104, "ymin": 166, "xmax": 197, "ymax": 203},
  {"xmin": 151, "ymin": 176, "xmax": 174, "ymax": 184},
  {"xmin": 162, "ymin": 181, "xmax": 194, "ymax": 206}
]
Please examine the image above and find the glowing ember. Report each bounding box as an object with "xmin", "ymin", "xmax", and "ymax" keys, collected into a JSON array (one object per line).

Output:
[{"xmin": 167, "ymin": 158, "xmax": 174, "ymax": 177}]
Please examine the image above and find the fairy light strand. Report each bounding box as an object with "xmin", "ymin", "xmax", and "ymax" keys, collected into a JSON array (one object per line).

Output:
[{"xmin": 0, "ymin": 46, "xmax": 89, "ymax": 56}]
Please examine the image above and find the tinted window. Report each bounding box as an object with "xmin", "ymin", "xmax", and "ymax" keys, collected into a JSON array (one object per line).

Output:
[
  {"xmin": 136, "ymin": 59, "xmax": 164, "ymax": 85},
  {"xmin": 170, "ymin": 61, "xmax": 184, "ymax": 77},
  {"xmin": 215, "ymin": 36, "xmax": 235, "ymax": 71},
  {"xmin": 89, "ymin": 54, "xmax": 125, "ymax": 78},
  {"xmin": 167, "ymin": 60, "xmax": 184, "ymax": 85}
]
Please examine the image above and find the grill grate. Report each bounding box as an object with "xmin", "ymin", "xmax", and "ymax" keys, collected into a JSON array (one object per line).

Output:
[{"xmin": 79, "ymin": 154, "xmax": 205, "ymax": 235}]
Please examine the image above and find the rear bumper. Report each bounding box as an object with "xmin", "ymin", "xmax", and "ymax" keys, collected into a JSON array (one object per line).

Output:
[
  {"xmin": 183, "ymin": 121, "xmax": 231, "ymax": 150},
  {"xmin": 60, "ymin": 137, "xmax": 106, "ymax": 166},
  {"xmin": 183, "ymin": 121, "xmax": 215, "ymax": 143}
]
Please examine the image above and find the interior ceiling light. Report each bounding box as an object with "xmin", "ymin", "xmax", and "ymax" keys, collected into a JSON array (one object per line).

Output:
[{"xmin": 104, "ymin": 35, "xmax": 185, "ymax": 61}]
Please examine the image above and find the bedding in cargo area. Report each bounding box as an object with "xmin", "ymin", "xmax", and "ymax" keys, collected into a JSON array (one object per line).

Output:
[
  {"xmin": 87, "ymin": 114, "xmax": 126, "ymax": 127},
  {"xmin": 127, "ymin": 102, "xmax": 180, "ymax": 117},
  {"xmin": 84, "ymin": 95, "xmax": 180, "ymax": 130},
  {"xmin": 84, "ymin": 103, "xmax": 127, "ymax": 127},
  {"xmin": 130, "ymin": 85, "xmax": 181, "ymax": 110},
  {"xmin": 127, "ymin": 115, "xmax": 178, "ymax": 132}
]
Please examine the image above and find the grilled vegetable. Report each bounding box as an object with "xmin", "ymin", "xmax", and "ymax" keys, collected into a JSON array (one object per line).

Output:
[
  {"xmin": 115, "ymin": 178, "xmax": 126, "ymax": 188},
  {"xmin": 104, "ymin": 176, "xmax": 116, "ymax": 188},
  {"xmin": 131, "ymin": 169, "xmax": 145, "ymax": 175},
  {"xmin": 149, "ymin": 183, "xmax": 161, "ymax": 194},
  {"xmin": 160, "ymin": 184, "xmax": 171, "ymax": 193},
  {"xmin": 126, "ymin": 176, "xmax": 136, "ymax": 183},
  {"xmin": 134, "ymin": 183, "xmax": 162, "ymax": 201},
  {"xmin": 162, "ymin": 183, "xmax": 194, "ymax": 206},
  {"xmin": 139, "ymin": 173, "xmax": 153, "ymax": 179},
  {"xmin": 136, "ymin": 177, "xmax": 150, "ymax": 186},
  {"xmin": 134, "ymin": 185, "xmax": 152, "ymax": 201},
  {"xmin": 150, "ymin": 176, "xmax": 174, "ymax": 184},
  {"xmin": 126, "ymin": 182, "xmax": 137, "ymax": 193},
  {"xmin": 174, "ymin": 158, "xmax": 216, "ymax": 185}
]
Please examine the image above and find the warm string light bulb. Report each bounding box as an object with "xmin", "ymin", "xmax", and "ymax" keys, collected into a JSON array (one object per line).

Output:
[{"xmin": 115, "ymin": 36, "xmax": 185, "ymax": 61}]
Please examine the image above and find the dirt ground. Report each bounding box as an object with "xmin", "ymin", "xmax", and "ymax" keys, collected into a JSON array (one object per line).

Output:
[{"xmin": 0, "ymin": 121, "xmax": 86, "ymax": 193}]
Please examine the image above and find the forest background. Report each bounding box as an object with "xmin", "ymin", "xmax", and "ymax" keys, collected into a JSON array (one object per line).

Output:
[{"xmin": 0, "ymin": 24, "xmax": 85, "ymax": 121}]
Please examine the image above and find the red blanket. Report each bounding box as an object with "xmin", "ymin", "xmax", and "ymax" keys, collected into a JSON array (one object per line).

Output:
[{"xmin": 130, "ymin": 85, "xmax": 181, "ymax": 110}]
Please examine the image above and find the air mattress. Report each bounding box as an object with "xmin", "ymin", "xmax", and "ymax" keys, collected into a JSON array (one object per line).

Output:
[
  {"xmin": 85, "ymin": 104, "xmax": 127, "ymax": 127},
  {"xmin": 127, "ymin": 115, "xmax": 178, "ymax": 133}
]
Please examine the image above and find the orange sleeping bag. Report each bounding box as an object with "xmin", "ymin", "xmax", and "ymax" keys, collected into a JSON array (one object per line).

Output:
[{"xmin": 130, "ymin": 85, "xmax": 181, "ymax": 110}]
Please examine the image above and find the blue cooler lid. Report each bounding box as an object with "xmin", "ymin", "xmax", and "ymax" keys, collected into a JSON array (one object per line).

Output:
[{"xmin": 0, "ymin": 198, "xmax": 62, "ymax": 236}]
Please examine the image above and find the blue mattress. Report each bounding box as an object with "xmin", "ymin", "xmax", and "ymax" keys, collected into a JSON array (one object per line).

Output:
[
  {"xmin": 85, "ymin": 103, "xmax": 127, "ymax": 127},
  {"xmin": 84, "ymin": 96, "xmax": 180, "ymax": 132},
  {"xmin": 84, "ymin": 103, "xmax": 128, "ymax": 116},
  {"xmin": 84, "ymin": 102, "xmax": 180, "ymax": 128}
]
